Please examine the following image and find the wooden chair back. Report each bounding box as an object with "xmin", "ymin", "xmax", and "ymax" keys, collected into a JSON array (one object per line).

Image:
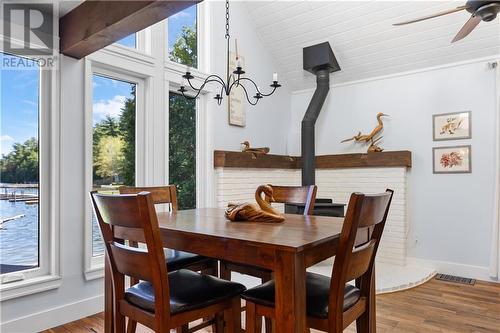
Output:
[
  {"xmin": 265, "ymin": 184, "xmax": 317, "ymax": 215},
  {"xmin": 119, "ymin": 185, "xmax": 178, "ymax": 212},
  {"xmin": 328, "ymin": 189, "xmax": 393, "ymax": 330},
  {"xmin": 90, "ymin": 191, "xmax": 171, "ymax": 327}
]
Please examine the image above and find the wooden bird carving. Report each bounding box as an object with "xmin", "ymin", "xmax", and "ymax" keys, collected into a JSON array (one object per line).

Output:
[
  {"xmin": 341, "ymin": 113, "xmax": 389, "ymax": 153},
  {"xmin": 225, "ymin": 185, "xmax": 285, "ymax": 223},
  {"xmin": 241, "ymin": 141, "xmax": 270, "ymax": 154}
]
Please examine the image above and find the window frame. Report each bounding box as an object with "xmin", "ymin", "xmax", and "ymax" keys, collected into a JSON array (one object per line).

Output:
[
  {"xmin": 83, "ymin": 60, "xmax": 147, "ymax": 279},
  {"xmin": 0, "ymin": 40, "xmax": 61, "ymax": 301}
]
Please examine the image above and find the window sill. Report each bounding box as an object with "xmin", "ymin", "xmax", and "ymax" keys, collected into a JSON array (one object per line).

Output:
[
  {"xmin": 0, "ymin": 274, "xmax": 61, "ymax": 301},
  {"xmin": 84, "ymin": 265, "xmax": 104, "ymax": 281},
  {"xmin": 84, "ymin": 255, "xmax": 105, "ymax": 281}
]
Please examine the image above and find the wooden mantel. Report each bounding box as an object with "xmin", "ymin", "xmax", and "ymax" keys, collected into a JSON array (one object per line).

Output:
[{"xmin": 214, "ymin": 150, "xmax": 412, "ymax": 169}]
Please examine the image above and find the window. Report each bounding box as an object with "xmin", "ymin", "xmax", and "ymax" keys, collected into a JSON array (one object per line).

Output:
[
  {"xmin": 116, "ymin": 34, "xmax": 137, "ymax": 49},
  {"xmin": 91, "ymin": 74, "xmax": 136, "ymax": 257},
  {"xmin": 0, "ymin": 53, "xmax": 40, "ymax": 276},
  {"xmin": 168, "ymin": 5, "xmax": 197, "ymax": 68},
  {"xmin": 169, "ymin": 92, "xmax": 196, "ymax": 210}
]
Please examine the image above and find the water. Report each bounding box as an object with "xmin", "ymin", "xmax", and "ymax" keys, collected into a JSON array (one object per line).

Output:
[
  {"xmin": 0, "ymin": 187, "xmax": 105, "ymax": 273},
  {"xmin": 0, "ymin": 189, "xmax": 39, "ymax": 268},
  {"xmin": 92, "ymin": 216, "xmax": 105, "ymax": 256}
]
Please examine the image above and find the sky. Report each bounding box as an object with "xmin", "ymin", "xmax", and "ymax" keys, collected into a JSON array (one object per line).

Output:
[
  {"xmin": 0, "ymin": 53, "xmax": 39, "ymax": 155},
  {"xmin": 1, "ymin": 5, "xmax": 196, "ymax": 157}
]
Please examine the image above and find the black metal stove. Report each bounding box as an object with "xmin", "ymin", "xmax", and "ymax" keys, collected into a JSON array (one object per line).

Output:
[{"xmin": 287, "ymin": 42, "xmax": 346, "ymax": 217}]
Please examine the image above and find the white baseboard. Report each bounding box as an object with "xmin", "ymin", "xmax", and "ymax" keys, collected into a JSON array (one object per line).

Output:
[
  {"xmin": 407, "ymin": 257, "xmax": 499, "ymax": 283},
  {"xmin": 1, "ymin": 294, "xmax": 104, "ymax": 333}
]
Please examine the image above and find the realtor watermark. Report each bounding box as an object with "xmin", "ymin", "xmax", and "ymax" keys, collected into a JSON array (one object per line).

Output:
[{"xmin": 1, "ymin": 1, "xmax": 58, "ymax": 69}]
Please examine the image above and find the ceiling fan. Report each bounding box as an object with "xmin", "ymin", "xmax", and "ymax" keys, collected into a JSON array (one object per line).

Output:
[{"xmin": 393, "ymin": 1, "xmax": 500, "ymax": 43}]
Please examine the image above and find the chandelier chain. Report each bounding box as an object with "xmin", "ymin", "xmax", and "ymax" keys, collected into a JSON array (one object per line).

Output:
[{"xmin": 225, "ymin": 0, "xmax": 230, "ymax": 39}]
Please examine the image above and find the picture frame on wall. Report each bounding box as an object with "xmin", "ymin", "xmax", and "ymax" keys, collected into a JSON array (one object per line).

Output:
[
  {"xmin": 433, "ymin": 145, "xmax": 471, "ymax": 174},
  {"xmin": 432, "ymin": 111, "xmax": 471, "ymax": 141},
  {"xmin": 228, "ymin": 52, "xmax": 246, "ymax": 127}
]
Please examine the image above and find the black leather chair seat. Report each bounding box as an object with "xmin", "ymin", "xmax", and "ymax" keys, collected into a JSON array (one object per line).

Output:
[
  {"xmin": 125, "ymin": 269, "xmax": 246, "ymax": 314},
  {"xmin": 165, "ymin": 249, "xmax": 213, "ymax": 272},
  {"xmin": 241, "ymin": 272, "xmax": 360, "ymax": 319}
]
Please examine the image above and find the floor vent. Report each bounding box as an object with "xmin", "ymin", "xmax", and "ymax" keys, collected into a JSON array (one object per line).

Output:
[{"xmin": 435, "ymin": 273, "xmax": 476, "ymax": 285}]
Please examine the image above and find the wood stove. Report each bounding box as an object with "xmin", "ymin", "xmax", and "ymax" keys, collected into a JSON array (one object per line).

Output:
[{"xmin": 285, "ymin": 42, "xmax": 346, "ymax": 217}]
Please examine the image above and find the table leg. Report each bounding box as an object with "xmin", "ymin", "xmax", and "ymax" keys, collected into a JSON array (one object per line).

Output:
[
  {"xmin": 369, "ymin": 265, "xmax": 376, "ymax": 333},
  {"xmin": 105, "ymin": 253, "xmax": 113, "ymax": 333},
  {"xmin": 274, "ymin": 250, "xmax": 306, "ymax": 333}
]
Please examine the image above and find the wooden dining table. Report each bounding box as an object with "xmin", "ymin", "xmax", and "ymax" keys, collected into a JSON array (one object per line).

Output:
[{"xmin": 104, "ymin": 208, "xmax": 376, "ymax": 333}]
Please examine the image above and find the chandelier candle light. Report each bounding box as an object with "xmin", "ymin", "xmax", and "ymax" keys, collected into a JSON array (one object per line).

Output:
[{"xmin": 178, "ymin": 0, "xmax": 281, "ymax": 105}]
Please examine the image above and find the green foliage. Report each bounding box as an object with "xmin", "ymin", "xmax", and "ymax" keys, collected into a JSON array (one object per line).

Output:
[
  {"xmin": 0, "ymin": 138, "xmax": 39, "ymax": 184},
  {"xmin": 169, "ymin": 93, "xmax": 196, "ymax": 210},
  {"xmin": 92, "ymin": 89, "xmax": 136, "ymax": 186},
  {"xmin": 94, "ymin": 136, "xmax": 125, "ymax": 180},
  {"xmin": 169, "ymin": 26, "xmax": 197, "ymax": 68},
  {"xmin": 120, "ymin": 87, "xmax": 136, "ymax": 186}
]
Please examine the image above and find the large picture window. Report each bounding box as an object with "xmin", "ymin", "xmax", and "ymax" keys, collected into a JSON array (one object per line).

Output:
[
  {"xmin": 91, "ymin": 74, "xmax": 136, "ymax": 257},
  {"xmin": 168, "ymin": 5, "xmax": 197, "ymax": 68},
  {"xmin": 0, "ymin": 53, "xmax": 40, "ymax": 275}
]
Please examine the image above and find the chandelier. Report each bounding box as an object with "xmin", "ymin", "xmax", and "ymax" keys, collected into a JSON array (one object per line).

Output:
[{"xmin": 178, "ymin": 0, "xmax": 281, "ymax": 105}]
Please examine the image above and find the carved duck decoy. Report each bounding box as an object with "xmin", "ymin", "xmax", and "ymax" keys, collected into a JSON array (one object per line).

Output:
[
  {"xmin": 241, "ymin": 141, "xmax": 270, "ymax": 154},
  {"xmin": 225, "ymin": 185, "xmax": 285, "ymax": 223}
]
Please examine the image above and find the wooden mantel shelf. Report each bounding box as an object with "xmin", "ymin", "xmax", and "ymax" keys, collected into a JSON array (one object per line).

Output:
[{"xmin": 214, "ymin": 150, "xmax": 412, "ymax": 169}]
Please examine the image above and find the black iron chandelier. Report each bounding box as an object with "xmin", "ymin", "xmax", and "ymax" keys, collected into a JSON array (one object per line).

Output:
[{"xmin": 178, "ymin": 0, "xmax": 281, "ymax": 105}]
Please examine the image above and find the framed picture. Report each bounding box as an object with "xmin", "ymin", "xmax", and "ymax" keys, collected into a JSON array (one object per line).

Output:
[
  {"xmin": 433, "ymin": 145, "xmax": 471, "ymax": 174},
  {"xmin": 433, "ymin": 111, "xmax": 471, "ymax": 141},
  {"xmin": 228, "ymin": 52, "xmax": 246, "ymax": 127}
]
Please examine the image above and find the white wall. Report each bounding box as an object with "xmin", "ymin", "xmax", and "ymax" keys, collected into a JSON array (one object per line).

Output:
[
  {"xmin": 209, "ymin": 1, "xmax": 291, "ymax": 154},
  {"xmin": 288, "ymin": 61, "xmax": 498, "ymax": 273}
]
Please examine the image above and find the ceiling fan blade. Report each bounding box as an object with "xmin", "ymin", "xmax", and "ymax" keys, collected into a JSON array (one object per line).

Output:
[
  {"xmin": 393, "ymin": 5, "xmax": 468, "ymax": 26},
  {"xmin": 451, "ymin": 15, "xmax": 482, "ymax": 42}
]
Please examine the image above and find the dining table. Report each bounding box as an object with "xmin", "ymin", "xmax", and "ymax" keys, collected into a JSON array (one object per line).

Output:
[{"xmin": 104, "ymin": 208, "xmax": 375, "ymax": 333}]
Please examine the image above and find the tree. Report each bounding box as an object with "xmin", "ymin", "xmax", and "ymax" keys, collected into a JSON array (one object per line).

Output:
[
  {"xmin": 169, "ymin": 26, "xmax": 197, "ymax": 67},
  {"xmin": 0, "ymin": 137, "xmax": 39, "ymax": 184},
  {"xmin": 119, "ymin": 86, "xmax": 136, "ymax": 186},
  {"xmin": 169, "ymin": 94, "xmax": 196, "ymax": 210},
  {"xmin": 94, "ymin": 136, "xmax": 125, "ymax": 182},
  {"xmin": 168, "ymin": 23, "xmax": 198, "ymax": 209}
]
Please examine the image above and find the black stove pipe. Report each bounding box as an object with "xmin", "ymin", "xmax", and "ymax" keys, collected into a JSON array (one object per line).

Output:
[
  {"xmin": 301, "ymin": 69, "xmax": 330, "ymax": 186},
  {"xmin": 300, "ymin": 42, "xmax": 340, "ymax": 186}
]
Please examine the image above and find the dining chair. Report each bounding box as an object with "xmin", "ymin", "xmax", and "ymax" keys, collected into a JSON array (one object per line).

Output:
[
  {"xmin": 119, "ymin": 186, "xmax": 218, "ymax": 277},
  {"xmin": 264, "ymin": 184, "xmax": 318, "ymax": 215},
  {"xmin": 220, "ymin": 184, "xmax": 317, "ymax": 332},
  {"xmin": 91, "ymin": 191, "xmax": 246, "ymax": 333},
  {"xmin": 242, "ymin": 189, "xmax": 394, "ymax": 333}
]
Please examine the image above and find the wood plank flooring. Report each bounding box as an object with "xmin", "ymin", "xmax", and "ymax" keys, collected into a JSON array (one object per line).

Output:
[{"xmin": 43, "ymin": 278, "xmax": 500, "ymax": 333}]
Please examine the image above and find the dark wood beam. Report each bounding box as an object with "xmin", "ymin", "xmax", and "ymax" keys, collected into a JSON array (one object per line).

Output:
[
  {"xmin": 60, "ymin": 0, "xmax": 200, "ymax": 59},
  {"xmin": 214, "ymin": 150, "xmax": 412, "ymax": 169}
]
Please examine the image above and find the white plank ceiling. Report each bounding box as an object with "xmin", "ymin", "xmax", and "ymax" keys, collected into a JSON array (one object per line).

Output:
[{"xmin": 243, "ymin": 1, "xmax": 500, "ymax": 91}]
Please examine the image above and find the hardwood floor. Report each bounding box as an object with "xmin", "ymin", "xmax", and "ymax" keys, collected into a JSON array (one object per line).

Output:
[{"xmin": 43, "ymin": 278, "xmax": 500, "ymax": 333}]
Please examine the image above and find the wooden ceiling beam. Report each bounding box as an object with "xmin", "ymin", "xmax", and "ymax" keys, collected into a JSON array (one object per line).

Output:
[{"xmin": 60, "ymin": 0, "xmax": 200, "ymax": 59}]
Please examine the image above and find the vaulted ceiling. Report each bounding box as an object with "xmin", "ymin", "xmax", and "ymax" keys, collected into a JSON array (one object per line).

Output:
[{"xmin": 244, "ymin": 1, "xmax": 500, "ymax": 91}]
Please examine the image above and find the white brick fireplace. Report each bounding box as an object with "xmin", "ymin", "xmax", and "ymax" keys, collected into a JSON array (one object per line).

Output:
[
  {"xmin": 215, "ymin": 167, "xmax": 408, "ymax": 267},
  {"xmin": 213, "ymin": 150, "xmax": 436, "ymax": 292}
]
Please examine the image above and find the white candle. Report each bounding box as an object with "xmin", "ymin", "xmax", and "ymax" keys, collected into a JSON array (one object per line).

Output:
[
  {"xmin": 235, "ymin": 39, "xmax": 239, "ymax": 60},
  {"xmin": 273, "ymin": 72, "xmax": 278, "ymax": 82},
  {"xmin": 236, "ymin": 58, "xmax": 242, "ymax": 68}
]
